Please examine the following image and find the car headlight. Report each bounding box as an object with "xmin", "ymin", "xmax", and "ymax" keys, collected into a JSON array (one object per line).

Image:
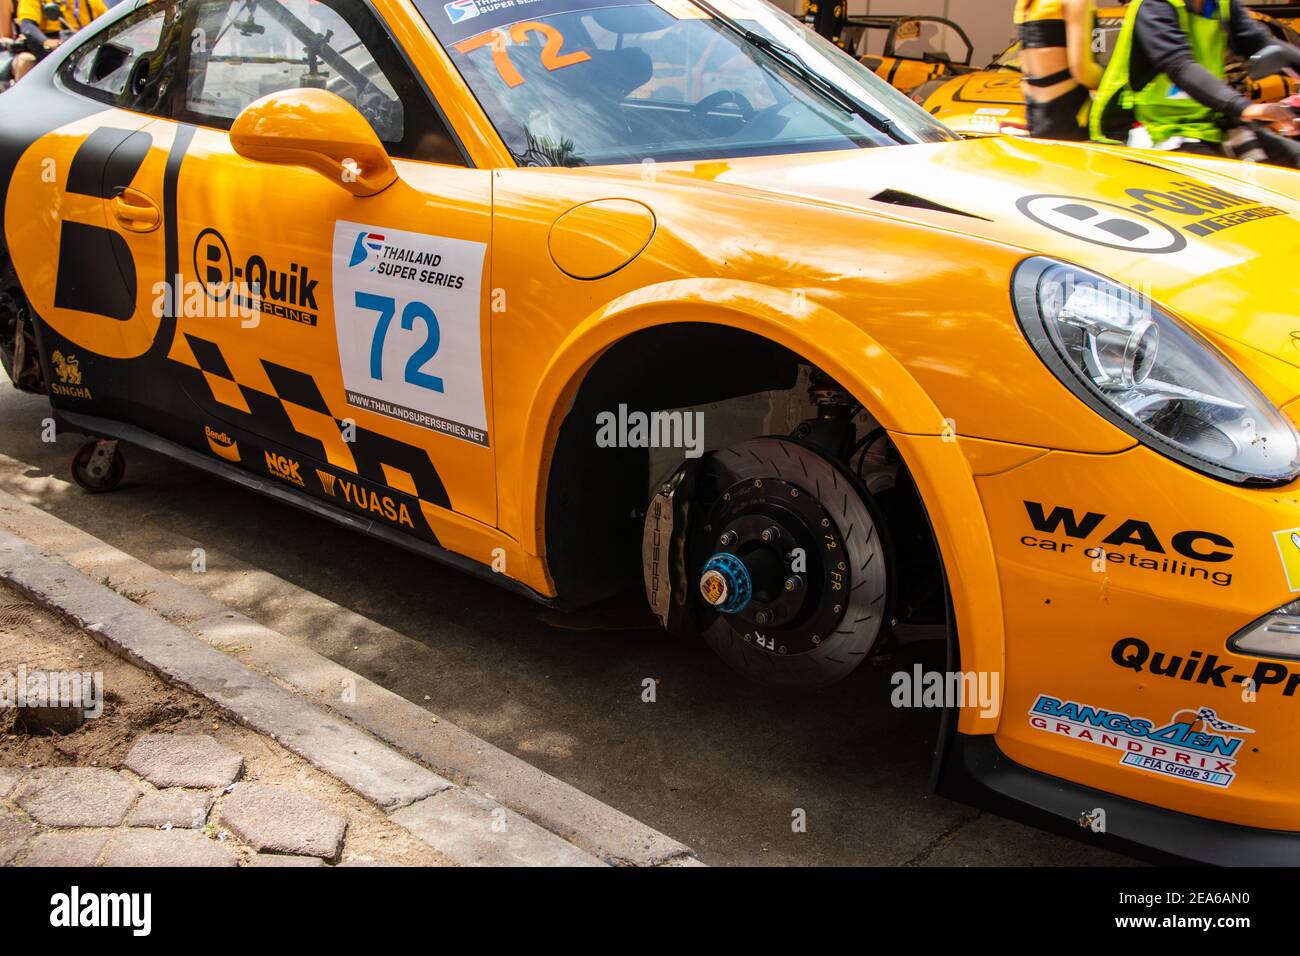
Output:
[
  {"xmin": 1013, "ymin": 257, "xmax": 1300, "ymax": 485},
  {"xmin": 1229, "ymin": 597, "xmax": 1300, "ymax": 661}
]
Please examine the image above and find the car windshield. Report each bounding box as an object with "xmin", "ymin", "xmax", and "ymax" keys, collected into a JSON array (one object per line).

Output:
[
  {"xmin": 413, "ymin": 0, "xmax": 954, "ymax": 167},
  {"xmin": 990, "ymin": 43, "xmax": 1021, "ymax": 70}
]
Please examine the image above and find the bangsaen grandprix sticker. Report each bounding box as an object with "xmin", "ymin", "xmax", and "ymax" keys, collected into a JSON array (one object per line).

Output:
[
  {"xmin": 1029, "ymin": 694, "xmax": 1254, "ymax": 788},
  {"xmin": 332, "ymin": 222, "xmax": 489, "ymax": 448}
]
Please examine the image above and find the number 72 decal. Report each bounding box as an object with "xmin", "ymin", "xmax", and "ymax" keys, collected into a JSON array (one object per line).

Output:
[
  {"xmin": 355, "ymin": 292, "xmax": 445, "ymax": 393},
  {"xmin": 332, "ymin": 221, "xmax": 491, "ymax": 447},
  {"xmin": 453, "ymin": 21, "xmax": 591, "ymax": 89}
]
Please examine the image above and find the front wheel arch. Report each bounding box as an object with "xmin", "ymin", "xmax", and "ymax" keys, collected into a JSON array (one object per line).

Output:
[{"xmin": 528, "ymin": 300, "xmax": 1005, "ymax": 715}]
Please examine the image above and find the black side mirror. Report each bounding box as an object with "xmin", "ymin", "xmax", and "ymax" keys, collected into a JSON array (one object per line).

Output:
[{"xmin": 1249, "ymin": 44, "xmax": 1300, "ymax": 79}]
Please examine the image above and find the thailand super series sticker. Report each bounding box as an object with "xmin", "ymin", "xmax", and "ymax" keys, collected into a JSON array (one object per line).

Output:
[{"xmin": 332, "ymin": 222, "xmax": 489, "ymax": 447}]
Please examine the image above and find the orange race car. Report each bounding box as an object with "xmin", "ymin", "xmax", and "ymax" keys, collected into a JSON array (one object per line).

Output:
[
  {"xmin": 8, "ymin": 0, "xmax": 1300, "ymax": 866},
  {"xmin": 1251, "ymin": 2, "xmax": 1300, "ymax": 32},
  {"xmin": 792, "ymin": 6, "xmax": 976, "ymax": 95},
  {"xmin": 915, "ymin": 5, "xmax": 1300, "ymax": 137}
]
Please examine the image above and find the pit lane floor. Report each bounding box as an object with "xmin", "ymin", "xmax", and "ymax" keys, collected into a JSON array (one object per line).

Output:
[{"xmin": 0, "ymin": 387, "xmax": 1128, "ymax": 866}]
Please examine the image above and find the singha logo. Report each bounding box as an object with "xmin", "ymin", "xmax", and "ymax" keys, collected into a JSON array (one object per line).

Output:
[
  {"xmin": 52, "ymin": 351, "xmax": 81, "ymax": 386},
  {"xmin": 48, "ymin": 350, "xmax": 91, "ymax": 400}
]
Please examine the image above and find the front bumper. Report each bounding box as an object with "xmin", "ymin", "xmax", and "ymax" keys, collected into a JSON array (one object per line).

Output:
[
  {"xmin": 940, "ymin": 732, "xmax": 1300, "ymax": 866},
  {"xmin": 965, "ymin": 441, "xmax": 1300, "ymax": 839}
]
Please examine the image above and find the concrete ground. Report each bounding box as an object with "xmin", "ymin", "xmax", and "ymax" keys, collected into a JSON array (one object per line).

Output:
[{"xmin": 0, "ymin": 386, "xmax": 1128, "ymax": 866}]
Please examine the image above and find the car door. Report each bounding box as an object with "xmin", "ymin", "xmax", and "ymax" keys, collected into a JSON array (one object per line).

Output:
[
  {"xmin": 4, "ymin": 1, "xmax": 188, "ymax": 417},
  {"xmin": 163, "ymin": 0, "xmax": 497, "ymax": 533}
]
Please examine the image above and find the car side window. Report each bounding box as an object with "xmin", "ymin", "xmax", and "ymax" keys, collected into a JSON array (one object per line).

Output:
[
  {"xmin": 182, "ymin": 0, "xmax": 464, "ymax": 166},
  {"xmin": 62, "ymin": 2, "xmax": 186, "ymax": 118}
]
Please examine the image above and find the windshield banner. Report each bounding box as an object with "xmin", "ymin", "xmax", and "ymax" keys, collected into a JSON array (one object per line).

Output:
[{"xmin": 415, "ymin": 0, "xmax": 656, "ymax": 45}]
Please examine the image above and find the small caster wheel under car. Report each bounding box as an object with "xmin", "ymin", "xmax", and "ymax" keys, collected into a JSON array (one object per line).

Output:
[{"xmin": 71, "ymin": 439, "xmax": 125, "ymax": 493}]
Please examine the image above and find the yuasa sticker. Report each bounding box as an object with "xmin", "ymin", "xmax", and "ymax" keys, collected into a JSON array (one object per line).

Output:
[
  {"xmin": 332, "ymin": 221, "xmax": 489, "ymax": 447},
  {"xmin": 1029, "ymin": 694, "xmax": 1254, "ymax": 788}
]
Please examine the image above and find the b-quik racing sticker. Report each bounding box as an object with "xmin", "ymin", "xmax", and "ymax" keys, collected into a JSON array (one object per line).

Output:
[
  {"xmin": 1029, "ymin": 695, "xmax": 1254, "ymax": 788},
  {"xmin": 1016, "ymin": 180, "xmax": 1288, "ymax": 253},
  {"xmin": 332, "ymin": 222, "xmax": 489, "ymax": 447}
]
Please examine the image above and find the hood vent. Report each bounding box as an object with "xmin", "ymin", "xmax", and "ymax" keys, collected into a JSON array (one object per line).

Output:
[
  {"xmin": 870, "ymin": 189, "xmax": 991, "ymax": 221},
  {"xmin": 1125, "ymin": 157, "xmax": 1179, "ymax": 174}
]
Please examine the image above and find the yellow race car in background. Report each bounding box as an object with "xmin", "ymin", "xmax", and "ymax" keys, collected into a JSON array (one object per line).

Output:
[
  {"xmin": 1254, "ymin": 2, "xmax": 1300, "ymax": 32},
  {"xmin": 915, "ymin": 5, "xmax": 1300, "ymax": 137},
  {"xmin": 6, "ymin": 0, "xmax": 1300, "ymax": 865},
  {"xmin": 843, "ymin": 14, "xmax": 976, "ymax": 94}
]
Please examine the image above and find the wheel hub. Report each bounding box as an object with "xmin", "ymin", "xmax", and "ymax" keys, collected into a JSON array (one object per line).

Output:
[
  {"xmin": 699, "ymin": 553, "xmax": 752, "ymax": 614},
  {"xmin": 701, "ymin": 476, "xmax": 849, "ymax": 656}
]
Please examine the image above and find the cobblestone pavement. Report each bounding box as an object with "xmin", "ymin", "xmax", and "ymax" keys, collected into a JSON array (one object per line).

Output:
[
  {"xmin": 4, "ymin": 755, "xmax": 346, "ymax": 866},
  {"xmin": 0, "ymin": 588, "xmax": 448, "ymax": 867}
]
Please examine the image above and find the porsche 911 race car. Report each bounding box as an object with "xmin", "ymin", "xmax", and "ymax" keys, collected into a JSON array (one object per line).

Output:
[
  {"xmin": 843, "ymin": 14, "xmax": 975, "ymax": 94},
  {"xmin": 1250, "ymin": 2, "xmax": 1300, "ymax": 33},
  {"xmin": 916, "ymin": 6, "xmax": 1300, "ymax": 137},
  {"xmin": 791, "ymin": 7, "xmax": 974, "ymax": 94},
  {"xmin": 3, "ymin": 0, "xmax": 1300, "ymax": 865}
]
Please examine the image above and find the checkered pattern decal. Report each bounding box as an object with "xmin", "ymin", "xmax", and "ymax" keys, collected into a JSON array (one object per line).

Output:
[{"xmin": 168, "ymin": 332, "xmax": 451, "ymax": 511}]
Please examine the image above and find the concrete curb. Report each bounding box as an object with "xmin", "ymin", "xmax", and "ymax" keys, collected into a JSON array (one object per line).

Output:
[
  {"xmin": 193, "ymin": 608, "xmax": 694, "ymax": 866},
  {"xmin": 0, "ymin": 529, "xmax": 609, "ymax": 866},
  {"xmin": 0, "ymin": 488, "xmax": 698, "ymax": 866}
]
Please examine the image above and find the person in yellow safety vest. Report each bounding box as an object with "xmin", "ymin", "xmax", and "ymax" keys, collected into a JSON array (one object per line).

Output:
[
  {"xmin": 1091, "ymin": 0, "xmax": 1297, "ymax": 155},
  {"xmin": 11, "ymin": 0, "xmax": 105, "ymax": 82},
  {"xmin": 1014, "ymin": 0, "xmax": 1103, "ymax": 140}
]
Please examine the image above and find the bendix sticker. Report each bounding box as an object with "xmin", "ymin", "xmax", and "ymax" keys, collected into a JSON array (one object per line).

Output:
[{"xmin": 331, "ymin": 221, "xmax": 489, "ymax": 447}]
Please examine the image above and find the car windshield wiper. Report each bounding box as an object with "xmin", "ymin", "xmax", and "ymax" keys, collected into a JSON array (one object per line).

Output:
[{"xmin": 689, "ymin": 0, "xmax": 905, "ymax": 143}]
